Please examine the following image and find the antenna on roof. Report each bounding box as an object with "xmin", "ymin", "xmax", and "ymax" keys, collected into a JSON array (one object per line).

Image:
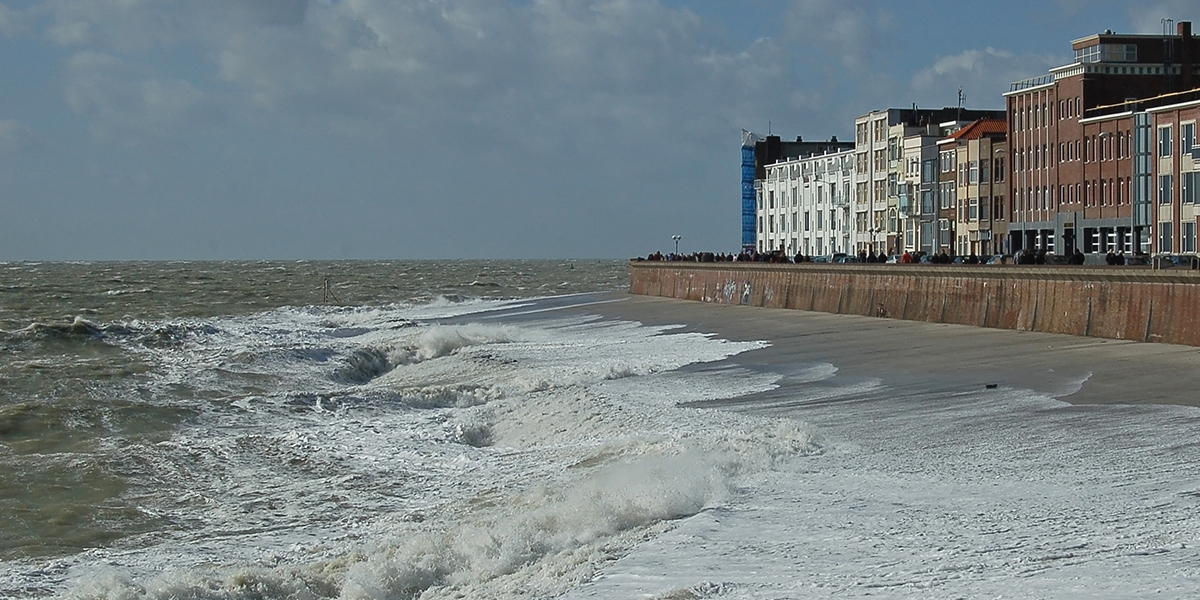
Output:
[{"xmin": 957, "ymin": 87, "xmax": 965, "ymax": 121}]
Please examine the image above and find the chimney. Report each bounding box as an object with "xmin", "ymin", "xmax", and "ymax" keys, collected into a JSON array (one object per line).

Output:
[{"xmin": 1182, "ymin": 21, "xmax": 1193, "ymax": 89}]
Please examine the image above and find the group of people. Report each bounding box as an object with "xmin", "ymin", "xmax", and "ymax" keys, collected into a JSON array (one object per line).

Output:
[
  {"xmin": 1104, "ymin": 250, "xmax": 1130, "ymax": 265},
  {"xmin": 642, "ymin": 247, "xmax": 1145, "ymax": 267}
]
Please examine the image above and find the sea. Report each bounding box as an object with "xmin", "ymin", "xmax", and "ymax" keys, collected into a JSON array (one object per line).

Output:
[{"xmin": 3, "ymin": 260, "xmax": 1200, "ymax": 599}]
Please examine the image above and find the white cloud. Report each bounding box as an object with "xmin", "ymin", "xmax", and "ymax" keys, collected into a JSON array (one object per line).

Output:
[
  {"xmin": 783, "ymin": 0, "xmax": 895, "ymax": 70},
  {"xmin": 32, "ymin": 0, "xmax": 807, "ymax": 152},
  {"xmin": 1125, "ymin": 1, "xmax": 1200, "ymax": 35},
  {"xmin": 63, "ymin": 50, "xmax": 221, "ymax": 144},
  {"xmin": 0, "ymin": 2, "xmax": 25, "ymax": 37},
  {"xmin": 0, "ymin": 119, "xmax": 35, "ymax": 154},
  {"xmin": 910, "ymin": 47, "xmax": 1065, "ymax": 109}
]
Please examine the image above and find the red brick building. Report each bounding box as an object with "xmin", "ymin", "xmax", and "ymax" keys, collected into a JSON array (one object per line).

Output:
[{"xmin": 1004, "ymin": 21, "xmax": 1199, "ymax": 257}]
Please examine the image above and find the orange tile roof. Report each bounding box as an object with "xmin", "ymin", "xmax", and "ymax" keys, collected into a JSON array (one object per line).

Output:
[{"xmin": 946, "ymin": 119, "xmax": 1007, "ymax": 141}]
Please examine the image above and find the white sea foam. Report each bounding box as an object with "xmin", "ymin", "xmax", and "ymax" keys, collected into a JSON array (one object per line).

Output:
[{"xmin": 7, "ymin": 297, "xmax": 817, "ymax": 600}]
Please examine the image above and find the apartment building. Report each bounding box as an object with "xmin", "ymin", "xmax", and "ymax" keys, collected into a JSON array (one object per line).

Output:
[
  {"xmin": 745, "ymin": 134, "xmax": 855, "ymax": 252},
  {"xmin": 756, "ymin": 149, "xmax": 855, "ymax": 256},
  {"xmin": 1004, "ymin": 21, "xmax": 1200, "ymax": 255},
  {"xmin": 940, "ymin": 120, "xmax": 1009, "ymax": 256},
  {"xmin": 854, "ymin": 108, "xmax": 1004, "ymax": 256}
]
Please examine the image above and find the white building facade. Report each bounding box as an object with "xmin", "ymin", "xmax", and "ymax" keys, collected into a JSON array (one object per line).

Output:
[{"xmin": 755, "ymin": 149, "xmax": 856, "ymax": 257}]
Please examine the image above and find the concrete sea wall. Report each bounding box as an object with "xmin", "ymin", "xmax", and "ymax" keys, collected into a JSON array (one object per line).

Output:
[{"xmin": 629, "ymin": 261, "xmax": 1200, "ymax": 346}]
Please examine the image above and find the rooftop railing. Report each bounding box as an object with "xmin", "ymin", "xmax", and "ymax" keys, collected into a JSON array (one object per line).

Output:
[{"xmin": 1009, "ymin": 74, "xmax": 1055, "ymax": 92}]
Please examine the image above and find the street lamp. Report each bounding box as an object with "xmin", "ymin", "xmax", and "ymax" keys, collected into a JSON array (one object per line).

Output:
[
  {"xmin": 868, "ymin": 227, "xmax": 882, "ymax": 255},
  {"xmin": 672, "ymin": 235, "xmax": 682, "ymax": 255}
]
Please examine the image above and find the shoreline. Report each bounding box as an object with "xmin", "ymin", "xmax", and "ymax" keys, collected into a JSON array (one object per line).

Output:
[{"xmin": 567, "ymin": 293, "xmax": 1200, "ymax": 408}]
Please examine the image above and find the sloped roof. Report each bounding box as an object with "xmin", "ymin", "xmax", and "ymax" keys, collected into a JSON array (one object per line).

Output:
[{"xmin": 946, "ymin": 119, "xmax": 1007, "ymax": 141}]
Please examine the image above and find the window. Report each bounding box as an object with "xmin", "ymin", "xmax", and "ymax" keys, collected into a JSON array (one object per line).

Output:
[
  {"xmin": 994, "ymin": 157, "xmax": 1006, "ymax": 182},
  {"xmin": 768, "ymin": 190, "xmax": 775, "ymax": 209},
  {"xmin": 758, "ymin": 216, "xmax": 763, "ymax": 233},
  {"xmin": 856, "ymin": 122, "xmax": 868, "ymax": 145},
  {"xmin": 816, "ymin": 210, "xmax": 824, "ymax": 230},
  {"xmin": 940, "ymin": 150, "xmax": 955, "ymax": 173},
  {"xmin": 981, "ymin": 158, "xmax": 990, "ymax": 183},
  {"xmin": 1160, "ymin": 125, "xmax": 1173, "ymax": 157},
  {"xmin": 1182, "ymin": 122, "xmax": 1196, "ymax": 155},
  {"xmin": 1160, "ymin": 175, "xmax": 1174, "ymax": 205},
  {"xmin": 804, "ymin": 211, "xmax": 810, "ymax": 231},
  {"xmin": 1185, "ymin": 222, "xmax": 1197, "ymax": 254},
  {"xmin": 1184, "ymin": 172, "xmax": 1199, "ymax": 205},
  {"xmin": 1160, "ymin": 222, "xmax": 1174, "ymax": 253},
  {"xmin": 922, "ymin": 159, "xmax": 936, "ymax": 183},
  {"xmin": 969, "ymin": 197, "xmax": 979, "ymax": 221},
  {"xmin": 940, "ymin": 182, "xmax": 955, "ymax": 209},
  {"xmin": 969, "ymin": 160, "xmax": 979, "ymax": 184}
]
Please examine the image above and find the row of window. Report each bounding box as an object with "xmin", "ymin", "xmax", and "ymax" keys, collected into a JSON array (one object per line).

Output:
[
  {"xmin": 766, "ymin": 170, "xmax": 1198, "ymax": 228},
  {"xmin": 1012, "ymin": 95, "xmax": 1083, "ymax": 131},
  {"xmin": 1159, "ymin": 122, "xmax": 1198, "ymax": 157},
  {"xmin": 854, "ymin": 118, "xmax": 889, "ymax": 146},
  {"xmin": 1159, "ymin": 222, "xmax": 1198, "ymax": 254},
  {"xmin": 954, "ymin": 196, "xmax": 1006, "ymax": 223},
  {"xmin": 1159, "ymin": 172, "xmax": 1200, "ymax": 205},
  {"xmin": 759, "ymin": 182, "xmax": 852, "ymax": 210},
  {"xmin": 758, "ymin": 210, "xmax": 842, "ymax": 234},
  {"xmin": 758, "ymin": 237, "xmax": 842, "ymax": 256}
]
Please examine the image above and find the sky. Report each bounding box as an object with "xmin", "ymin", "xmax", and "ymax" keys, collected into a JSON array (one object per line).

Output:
[{"xmin": 1, "ymin": 0, "xmax": 1199, "ymax": 260}]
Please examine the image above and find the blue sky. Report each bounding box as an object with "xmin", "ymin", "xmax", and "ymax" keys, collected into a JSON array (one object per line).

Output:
[{"xmin": 1, "ymin": 0, "xmax": 1198, "ymax": 259}]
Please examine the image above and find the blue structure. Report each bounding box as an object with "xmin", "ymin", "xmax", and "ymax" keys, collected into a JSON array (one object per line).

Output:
[{"xmin": 741, "ymin": 130, "xmax": 761, "ymax": 252}]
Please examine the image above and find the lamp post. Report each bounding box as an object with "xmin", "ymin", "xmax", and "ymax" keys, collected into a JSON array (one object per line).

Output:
[{"xmin": 672, "ymin": 235, "xmax": 682, "ymax": 256}]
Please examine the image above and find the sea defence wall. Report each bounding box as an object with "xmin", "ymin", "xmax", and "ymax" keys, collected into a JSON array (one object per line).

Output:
[{"xmin": 629, "ymin": 261, "xmax": 1200, "ymax": 346}]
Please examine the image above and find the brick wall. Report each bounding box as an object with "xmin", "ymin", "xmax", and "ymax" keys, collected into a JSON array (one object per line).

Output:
[{"xmin": 630, "ymin": 261, "xmax": 1200, "ymax": 345}]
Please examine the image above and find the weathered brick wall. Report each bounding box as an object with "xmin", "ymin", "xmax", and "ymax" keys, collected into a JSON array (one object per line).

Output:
[{"xmin": 630, "ymin": 262, "xmax": 1200, "ymax": 345}]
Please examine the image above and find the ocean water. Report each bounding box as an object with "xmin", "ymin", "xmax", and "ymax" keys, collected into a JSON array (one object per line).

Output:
[
  {"xmin": 0, "ymin": 260, "xmax": 813, "ymax": 599},
  {"xmin": 4, "ymin": 261, "xmax": 1200, "ymax": 599}
]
